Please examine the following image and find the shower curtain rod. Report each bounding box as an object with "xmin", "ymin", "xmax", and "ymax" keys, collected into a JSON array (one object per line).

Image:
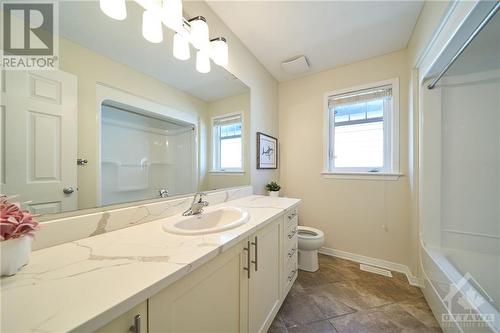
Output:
[
  {"xmin": 103, "ymin": 102, "xmax": 195, "ymax": 130},
  {"xmin": 427, "ymin": 3, "xmax": 499, "ymax": 90}
]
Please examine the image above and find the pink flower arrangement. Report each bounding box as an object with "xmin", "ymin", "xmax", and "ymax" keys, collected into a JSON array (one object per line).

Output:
[{"xmin": 0, "ymin": 195, "xmax": 39, "ymax": 241}]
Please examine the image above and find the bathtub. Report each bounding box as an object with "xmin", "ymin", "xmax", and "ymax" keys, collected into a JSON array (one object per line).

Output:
[{"xmin": 420, "ymin": 240, "xmax": 499, "ymax": 333}]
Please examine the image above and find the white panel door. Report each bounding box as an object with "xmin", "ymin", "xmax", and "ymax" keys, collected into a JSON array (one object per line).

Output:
[
  {"xmin": 248, "ymin": 218, "xmax": 282, "ymax": 333},
  {"xmin": 1, "ymin": 70, "xmax": 77, "ymax": 214}
]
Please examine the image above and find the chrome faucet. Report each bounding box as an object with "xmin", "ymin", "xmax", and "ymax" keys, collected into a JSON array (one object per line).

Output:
[
  {"xmin": 159, "ymin": 187, "xmax": 169, "ymax": 198},
  {"xmin": 182, "ymin": 192, "xmax": 209, "ymax": 216}
]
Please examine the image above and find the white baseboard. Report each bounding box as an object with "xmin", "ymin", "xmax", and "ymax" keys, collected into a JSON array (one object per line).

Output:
[{"xmin": 319, "ymin": 246, "xmax": 423, "ymax": 287}]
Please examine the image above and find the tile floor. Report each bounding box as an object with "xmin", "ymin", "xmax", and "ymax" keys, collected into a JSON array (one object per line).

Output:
[{"xmin": 269, "ymin": 254, "xmax": 442, "ymax": 333}]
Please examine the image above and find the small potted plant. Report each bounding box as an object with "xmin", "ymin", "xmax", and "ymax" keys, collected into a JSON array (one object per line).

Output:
[
  {"xmin": 266, "ymin": 181, "xmax": 281, "ymax": 197},
  {"xmin": 0, "ymin": 195, "xmax": 39, "ymax": 276}
]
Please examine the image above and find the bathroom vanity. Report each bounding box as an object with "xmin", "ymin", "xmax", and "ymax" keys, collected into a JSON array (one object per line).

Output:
[{"xmin": 0, "ymin": 195, "xmax": 299, "ymax": 333}]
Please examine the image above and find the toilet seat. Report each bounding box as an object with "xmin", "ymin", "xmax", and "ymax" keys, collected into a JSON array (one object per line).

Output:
[
  {"xmin": 297, "ymin": 226, "xmax": 325, "ymax": 272},
  {"xmin": 298, "ymin": 226, "xmax": 324, "ymax": 240}
]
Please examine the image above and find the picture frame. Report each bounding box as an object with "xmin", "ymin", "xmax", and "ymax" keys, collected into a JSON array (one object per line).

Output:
[{"xmin": 257, "ymin": 132, "xmax": 278, "ymax": 169}]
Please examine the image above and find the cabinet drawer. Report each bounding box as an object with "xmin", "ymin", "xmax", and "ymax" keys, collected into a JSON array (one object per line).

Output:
[
  {"xmin": 284, "ymin": 243, "xmax": 298, "ymax": 266},
  {"xmin": 285, "ymin": 221, "xmax": 298, "ymax": 246},
  {"xmin": 285, "ymin": 208, "xmax": 298, "ymax": 225},
  {"xmin": 283, "ymin": 254, "xmax": 298, "ymax": 296}
]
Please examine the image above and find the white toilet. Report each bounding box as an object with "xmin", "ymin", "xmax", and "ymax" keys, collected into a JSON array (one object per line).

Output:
[{"xmin": 297, "ymin": 226, "xmax": 325, "ymax": 272}]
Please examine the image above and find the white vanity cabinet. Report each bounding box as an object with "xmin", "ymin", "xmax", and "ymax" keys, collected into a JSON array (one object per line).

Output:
[
  {"xmin": 90, "ymin": 205, "xmax": 300, "ymax": 333},
  {"xmin": 282, "ymin": 207, "xmax": 298, "ymax": 297},
  {"xmin": 247, "ymin": 217, "xmax": 282, "ymax": 333},
  {"xmin": 148, "ymin": 214, "xmax": 287, "ymax": 333},
  {"xmin": 94, "ymin": 302, "xmax": 147, "ymax": 333},
  {"xmin": 149, "ymin": 240, "xmax": 248, "ymax": 333}
]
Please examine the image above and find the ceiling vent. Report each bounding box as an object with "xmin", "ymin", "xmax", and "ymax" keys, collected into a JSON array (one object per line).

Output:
[{"xmin": 281, "ymin": 55, "xmax": 310, "ymax": 75}]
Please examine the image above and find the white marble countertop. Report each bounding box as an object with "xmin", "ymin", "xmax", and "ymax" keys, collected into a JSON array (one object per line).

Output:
[{"xmin": 0, "ymin": 195, "xmax": 300, "ymax": 333}]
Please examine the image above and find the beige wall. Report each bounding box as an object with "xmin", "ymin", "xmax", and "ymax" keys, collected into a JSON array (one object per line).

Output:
[
  {"xmin": 406, "ymin": 1, "xmax": 451, "ymax": 275},
  {"xmin": 279, "ymin": 50, "xmax": 412, "ymax": 268},
  {"xmin": 207, "ymin": 93, "xmax": 251, "ymax": 190},
  {"xmin": 185, "ymin": 1, "xmax": 279, "ymax": 194},
  {"xmin": 59, "ymin": 38, "xmax": 209, "ymax": 209}
]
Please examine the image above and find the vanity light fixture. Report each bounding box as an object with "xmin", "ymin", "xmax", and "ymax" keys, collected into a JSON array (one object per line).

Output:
[
  {"xmin": 142, "ymin": 8, "xmax": 164, "ymax": 43},
  {"xmin": 99, "ymin": 0, "xmax": 227, "ymax": 73},
  {"xmin": 210, "ymin": 37, "xmax": 228, "ymax": 66},
  {"xmin": 162, "ymin": 0, "xmax": 183, "ymax": 31},
  {"xmin": 188, "ymin": 16, "xmax": 209, "ymax": 50},
  {"xmin": 173, "ymin": 32, "xmax": 190, "ymax": 60},
  {"xmin": 196, "ymin": 49, "xmax": 211, "ymax": 73},
  {"xmin": 99, "ymin": 0, "xmax": 127, "ymax": 20}
]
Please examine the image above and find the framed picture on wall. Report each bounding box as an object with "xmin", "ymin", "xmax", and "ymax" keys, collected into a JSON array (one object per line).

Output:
[{"xmin": 257, "ymin": 132, "xmax": 278, "ymax": 169}]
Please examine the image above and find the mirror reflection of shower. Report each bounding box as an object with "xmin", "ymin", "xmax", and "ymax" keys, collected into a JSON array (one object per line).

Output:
[{"xmin": 100, "ymin": 102, "xmax": 196, "ymax": 206}]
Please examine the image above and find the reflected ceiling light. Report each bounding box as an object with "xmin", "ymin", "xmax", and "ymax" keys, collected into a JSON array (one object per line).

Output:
[
  {"xmin": 98, "ymin": 1, "xmax": 228, "ymax": 72},
  {"xmin": 162, "ymin": 0, "xmax": 183, "ymax": 30},
  {"xmin": 99, "ymin": 0, "xmax": 127, "ymax": 20},
  {"xmin": 210, "ymin": 37, "xmax": 228, "ymax": 66},
  {"xmin": 189, "ymin": 16, "xmax": 209, "ymax": 49},
  {"xmin": 173, "ymin": 32, "xmax": 190, "ymax": 60},
  {"xmin": 142, "ymin": 8, "xmax": 163, "ymax": 43},
  {"xmin": 196, "ymin": 50, "xmax": 210, "ymax": 73}
]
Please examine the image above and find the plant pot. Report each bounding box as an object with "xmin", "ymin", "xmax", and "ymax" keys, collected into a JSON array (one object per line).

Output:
[
  {"xmin": 268, "ymin": 190, "xmax": 280, "ymax": 197},
  {"xmin": 1, "ymin": 236, "xmax": 32, "ymax": 276}
]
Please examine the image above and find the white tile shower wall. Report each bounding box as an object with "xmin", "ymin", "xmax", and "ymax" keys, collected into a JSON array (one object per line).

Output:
[{"xmin": 33, "ymin": 186, "xmax": 253, "ymax": 250}]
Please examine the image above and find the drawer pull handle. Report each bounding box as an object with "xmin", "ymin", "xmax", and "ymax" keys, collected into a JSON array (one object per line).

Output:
[
  {"xmin": 288, "ymin": 212, "xmax": 297, "ymax": 219},
  {"xmin": 251, "ymin": 236, "xmax": 258, "ymax": 271},
  {"xmin": 129, "ymin": 314, "xmax": 141, "ymax": 333},
  {"xmin": 288, "ymin": 269, "xmax": 297, "ymax": 281},
  {"xmin": 288, "ymin": 228, "xmax": 297, "ymax": 239},
  {"xmin": 243, "ymin": 241, "xmax": 251, "ymax": 279},
  {"xmin": 287, "ymin": 248, "xmax": 297, "ymax": 258}
]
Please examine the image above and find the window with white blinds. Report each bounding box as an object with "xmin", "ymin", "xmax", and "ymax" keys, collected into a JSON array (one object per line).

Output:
[
  {"xmin": 212, "ymin": 114, "xmax": 243, "ymax": 171},
  {"xmin": 325, "ymin": 79, "xmax": 399, "ymax": 174}
]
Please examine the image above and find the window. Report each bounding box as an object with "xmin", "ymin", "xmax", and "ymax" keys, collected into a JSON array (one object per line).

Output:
[
  {"xmin": 324, "ymin": 79, "xmax": 399, "ymax": 176},
  {"xmin": 212, "ymin": 114, "xmax": 243, "ymax": 172}
]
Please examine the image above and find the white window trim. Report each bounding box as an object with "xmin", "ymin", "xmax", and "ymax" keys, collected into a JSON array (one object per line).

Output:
[
  {"xmin": 211, "ymin": 111, "xmax": 245, "ymax": 173},
  {"xmin": 322, "ymin": 78, "xmax": 400, "ymax": 180}
]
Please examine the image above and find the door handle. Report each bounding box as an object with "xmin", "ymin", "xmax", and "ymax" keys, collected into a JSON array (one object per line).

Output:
[
  {"xmin": 251, "ymin": 236, "xmax": 258, "ymax": 271},
  {"xmin": 129, "ymin": 314, "xmax": 141, "ymax": 333},
  {"xmin": 63, "ymin": 186, "xmax": 75, "ymax": 194},
  {"xmin": 243, "ymin": 241, "xmax": 251, "ymax": 279}
]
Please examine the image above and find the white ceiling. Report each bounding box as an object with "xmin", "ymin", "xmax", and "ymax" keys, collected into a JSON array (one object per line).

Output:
[
  {"xmin": 207, "ymin": 1, "xmax": 424, "ymax": 81},
  {"xmin": 58, "ymin": 1, "xmax": 249, "ymax": 102}
]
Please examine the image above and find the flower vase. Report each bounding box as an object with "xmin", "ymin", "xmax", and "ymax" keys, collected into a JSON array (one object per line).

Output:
[
  {"xmin": 268, "ymin": 190, "xmax": 280, "ymax": 197},
  {"xmin": 1, "ymin": 236, "xmax": 32, "ymax": 276}
]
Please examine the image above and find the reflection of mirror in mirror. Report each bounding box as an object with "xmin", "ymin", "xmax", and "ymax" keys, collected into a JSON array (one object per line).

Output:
[{"xmin": 0, "ymin": 1, "xmax": 250, "ymax": 218}]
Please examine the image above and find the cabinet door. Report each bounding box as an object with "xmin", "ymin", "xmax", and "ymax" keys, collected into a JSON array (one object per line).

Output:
[
  {"xmin": 148, "ymin": 242, "xmax": 248, "ymax": 333},
  {"xmin": 248, "ymin": 218, "xmax": 282, "ymax": 333},
  {"xmin": 94, "ymin": 302, "xmax": 147, "ymax": 333}
]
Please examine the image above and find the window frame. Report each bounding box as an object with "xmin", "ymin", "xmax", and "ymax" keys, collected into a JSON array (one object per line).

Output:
[
  {"xmin": 322, "ymin": 78, "xmax": 400, "ymax": 179},
  {"xmin": 211, "ymin": 112, "xmax": 245, "ymax": 173}
]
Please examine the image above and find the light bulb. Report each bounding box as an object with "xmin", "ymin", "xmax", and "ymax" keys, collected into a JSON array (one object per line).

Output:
[
  {"xmin": 196, "ymin": 50, "xmax": 210, "ymax": 73},
  {"xmin": 210, "ymin": 37, "xmax": 228, "ymax": 66},
  {"xmin": 173, "ymin": 33, "xmax": 190, "ymax": 60},
  {"xmin": 142, "ymin": 9, "xmax": 163, "ymax": 43},
  {"xmin": 163, "ymin": 0, "xmax": 183, "ymax": 31},
  {"xmin": 99, "ymin": 0, "xmax": 127, "ymax": 20},
  {"xmin": 189, "ymin": 16, "xmax": 209, "ymax": 49}
]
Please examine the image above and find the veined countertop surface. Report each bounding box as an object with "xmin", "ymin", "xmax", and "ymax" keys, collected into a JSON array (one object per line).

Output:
[{"xmin": 0, "ymin": 195, "xmax": 300, "ymax": 333}]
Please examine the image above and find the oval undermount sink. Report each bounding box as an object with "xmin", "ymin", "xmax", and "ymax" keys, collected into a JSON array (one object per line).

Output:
[{"xmin": 162, "ymin": 207, "xmax": 249, "ymax": 235}]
